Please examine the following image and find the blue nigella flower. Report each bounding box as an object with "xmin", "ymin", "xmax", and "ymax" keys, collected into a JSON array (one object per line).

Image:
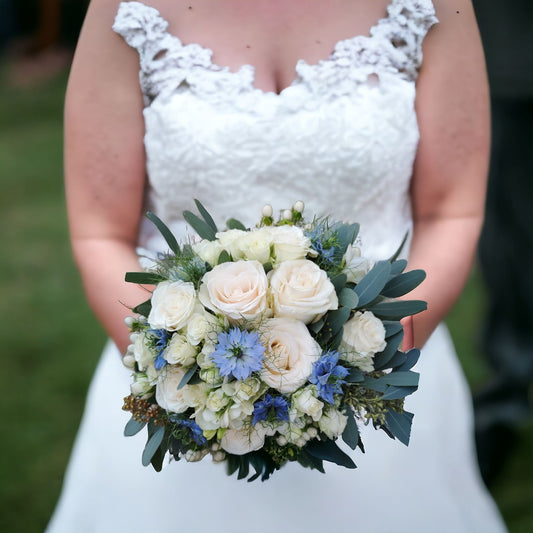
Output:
[
  {"xmin": 309, "ymin": 351, "xmax": 349, "ymax": 404},
  {"xmin": 210, "ymin": 328, "xmax": 265, "ymax": 381},
  {"xmin": 252, "ymin": 394, "xmax": 290, "ymax": 426},
  {"xmin": 170, "ymin": 417, "xmax": 207, "ymax": 446},
  {"xmin": 306, "ymin": 224, "xmax": 336, "ymax": 264},
  {"xmin": 149, "ymin": 328, "xmax": 171, "ymax": 370}
]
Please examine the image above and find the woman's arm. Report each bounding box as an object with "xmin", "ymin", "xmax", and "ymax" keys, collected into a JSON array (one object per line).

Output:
[
  {"xmin": 406, "ymin": 0, "xmax": 490, "ymax": 347},
  {"xmin": 65, "ymin": 0, "xmax": 148, "ymax": 354}
]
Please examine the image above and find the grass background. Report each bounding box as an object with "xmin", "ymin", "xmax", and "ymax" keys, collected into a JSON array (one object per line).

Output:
[{"xmin": 0, "ymin": 69, "xmax": 531, "ymax": 532}]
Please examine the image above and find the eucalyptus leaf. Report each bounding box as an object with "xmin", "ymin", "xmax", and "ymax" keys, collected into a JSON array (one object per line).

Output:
[
  {"xmin": 390, "ymin": 259, "xmax": 408, "ymax": 276},
  {"xmin": 342, "ymin": 407, "xmax": 359, "ymax": 450},
  {"xmin": 237, "ymin": 456, "xmax": 250, "ymax": 480},
  {"xmin": 125, "ymin": 272, "xmax": 166, "ymax": 285},
  {"xmin": 396, "ymin": 348, "xmax": 421, "ymax": 371},
  {"xmin": 373, "ymin": 330, "xmax": 404, "ymax": 371},
  {"xmin": 386, "ymin": 351, "xmax": 407, "ymax": 369},
  {"xmin": 142, "ymin": 425, "xmax": 165, "ymax": 466},
  {"xmin": 329, "ymin": 328, "xmax": 344, "ymax": 351},
  {"xmin": 217, "ymin": 250, "xmax": 231, "ymax": 264},
  {"xmin": 226, "ymin": 218, "xmax": 247, "ymax": 231},
  {"xmin": 248, "ymin": 455, "xmax": 264, "ymax": 482},
  {"xmin": 369, "ymin": 300, "xmax": 427, "ymax": 320},
  {"xmin": 183, "ymin": 210, "xmax": 217, "ymax": 241},
  {"xmin": 384, "ymin": 410, "xmax": 414, "ymax": 446},
  {"xmin": 384, "ymin": 321, "xmax": 403, "ymax": 338},
  {"xmin": 305, "ymin": 439, "xmax": 356, "ymax": 469},
  {"xmin": 308, "ymin": 318, "xmax": 325, "ymax": 334},
  {"xmin": 354, "ymin": 261, "xmax": 391, "ymax": 307},
  {"xmin": 178, "ymin": 363, "xmax": 199, "ymax": 390},
  {"xmin": 339, "ymin": 288, "xmax": 359, "ymax": 309},
  {"xmin": 324, "ymin": 307, "xmax": 351, "ymax": 337},
  {"xmin": 124, "ymin": 417, "xmax": 147, "ymax": 437},
  {"xmin": 381, "ymin": 385, "xmax": 418, "ymax": 400},
  {"xmin": 346, "ymin": 368, "xmax": 364, "ymax": 383},
  {"xmin": 133, "ymin": 298, "xmax": 152, "ymax": 316},
  {"xmin": 194, "ymin": 199, "xmax": 218, "ymax": 233},
  {"xmin": 381, "ymin": 371, "xmax": 420, "ymax": 387},
  {"xmin": 336, "ymin": 223, "xmax": 360, "ymax": 254},
  {"xmin": 146, "ymin": 211, "xmax": 180, "ymax": 254},
  {"xmin": 331, "ymin": 273, "xmax": 348, "ymax": 293},
  {"xmin": 227, "ymin": 455, "xmax": 240, "ymax": 476},
  {"xmin": 362, "ymin": 376, "xmax": 388, "ymax": 393},
  {"xmin": 381, "ymin": 269, "xmax": 427, "ymax": 298}
]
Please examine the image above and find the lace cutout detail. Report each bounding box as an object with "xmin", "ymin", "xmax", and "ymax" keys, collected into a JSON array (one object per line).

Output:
[{"xmin": 113, "ymin": 0, "xmax": 437, "ymax": 105}]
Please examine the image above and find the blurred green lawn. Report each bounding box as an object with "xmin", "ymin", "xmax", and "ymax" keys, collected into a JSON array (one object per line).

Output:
[{"xmin": 0, "ymin": 69, "xmax": 531, "ymax": 533}]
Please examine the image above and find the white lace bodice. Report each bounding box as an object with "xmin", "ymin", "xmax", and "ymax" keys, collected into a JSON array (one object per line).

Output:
[{"xmin": 113, "ymin": 0, "xmax": 437, "ymax": 259}]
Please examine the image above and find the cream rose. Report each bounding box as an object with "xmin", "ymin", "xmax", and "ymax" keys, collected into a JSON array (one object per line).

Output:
[
  {"xmin": 192, "ymin": 239, "xmax": 224, "ymax": 267},
  {"xmin": 318, "ymin": 406, "xmax": 348, "ymax": 439},
  {"xmin": 132, "ymin": 332, "xmax": 155, "ymax": 371},
  {"xmin": 269, "ymin": 259, "xmax": 338, "ymax": 324},
  {"xmin": 341, "ymin": 311, "xmax": 387, "ymax": 372},
  {"xmin": 198, "ymin": 260, "xmax": 269, "ymax": 321},
  {"xmin": 155, "ymin": 366, "xmax": 190, "ymax": 413},
  {"xmin": 260, "ymin": 318, "xmax": 321, "ymax": 394},
  {"xmin": 148, "ymin": 280, "xmax": 196, "ymax": 332},
  {"xmin": 265, "ymin": 225, "xmax": 312, "ymax": 262},
  {"xmin": 130, "ymin": 373, "xmax": 153, "ymax": 399},
  {"xmin": 238, "ymin": 228, "xmax": 273, "ymax": 264},
  {"xmin": 220, "ymin": 425, "xmax": 267, "ymax": 455},
  {"xmin": 292, "ymin": 387, "xmax": 324, "ymax": 422},
  {"xmin": 343, "ymin": 245, "xmax": 372, "ymax": 283},
  {"xmin": 215, "ymin": 229, "xmax": 247, "ymax": 259},
  {"xmin": 163, "ymin": 333, "xmax": 197, "ymax": 366}
]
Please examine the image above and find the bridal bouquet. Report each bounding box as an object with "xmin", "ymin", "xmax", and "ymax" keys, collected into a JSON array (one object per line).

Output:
[{"xmin": 122, "ymin": 200, "xmax": 426, "ymax": 481}]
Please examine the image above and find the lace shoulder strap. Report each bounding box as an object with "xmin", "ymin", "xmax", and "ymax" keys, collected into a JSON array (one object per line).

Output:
[
  {"xmin": 373, "ymin": 0, "xmax": 438, "ymax": 81},
  {"xmin": 113, "ymin": 1, "xmax": 189, "ymax": 105}
]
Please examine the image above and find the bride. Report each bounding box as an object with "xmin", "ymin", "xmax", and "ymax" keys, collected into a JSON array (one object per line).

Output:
[{"xmin": 48, "ymin": 0, "xmax": 507, "ymax": 531}]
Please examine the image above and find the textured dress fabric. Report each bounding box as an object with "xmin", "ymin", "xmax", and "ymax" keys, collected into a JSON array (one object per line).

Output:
[{"xmin": 47, "ymin": 1, "xmax": 507, "ymax": 532}]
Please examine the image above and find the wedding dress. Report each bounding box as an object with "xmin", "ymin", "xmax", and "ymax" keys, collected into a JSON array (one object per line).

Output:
[{"xmin": 47, "ymin": 1, "xmax": 507, "ymax": 532}]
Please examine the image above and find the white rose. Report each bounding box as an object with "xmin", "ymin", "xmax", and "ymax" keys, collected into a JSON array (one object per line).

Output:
[
  {"xmin": 343, "ymin": 245, "xmax": 372, "ymax": 283},
  {"xmin": 318, "ymin": 406, "xmax": 348, "ymax": 439},
  {"xmin": 260, "ymin": 318, "xmax": 321, "ymax": 394},
  {"xmin": 199, "ymin": 366, "xmax": 224, "ymax": 387},
  {"xmin": 192, "ymin": 239, "xmax": 224, "ymax": 267},
  {"xmin": 238, "ymin": 228, "xmax": 273, "ymax": 264},
  {"xmin": 341, "ymin": 311, "xmax": 387, "ymax": 372},
  {"xmin": 195, "ymin": 408, "xmax": 220, "ymax": 431},
  {"xmin": 148, "ymin": 280, "xmax": 196, "ymax": 332},
  {"xmin": 220, "ymin": 425, "xmax": 267, "ymax": 455},
  {"xmin": 164, "ymin": 333, "xmax": 197, "ymax": 366},
  {"xmin": 198, "ymin": 260, "xmax": 269, "ymax": 321},
  {"xmin": 265, "ymin": 225, "xmax": 312, "ymax": 262},
  {"xmin": 269, "ymin": 259, "xmax": 338, "ymax": 324},
  {"xmin": 215, "ymin": 229, "xmax": 247, "ymax": 259},
  {"xmin": 226, "ymin": 401, "xmax": 254, "ymax": 429},
  {"xmin": 132, "ymin": 332, "xmax": 155, "ymax": 371},
  {"xmin": 186, "ymin": 311, "xmax": 219, "ymax": 346},
  {"xmin": 292, "ymin": 387, "xmax": 324, "ymax": 422},
  {"xmin": 233, "ymin": 376, "xmax": 263, "ymax": 402},
  {"xmin": 155, "ymin": 366, "xmax": 190, "ymax": 413},
  {"xmin": 130, "ymin": 373, "xmax": 153, "ymax": 399},
  {"xmin": 205, "ymin": 389, "xmax": 230, "ymax": 412},
  {"xmin": 181, "ymin": 382, "xmax": 209, "ymax": 409}
]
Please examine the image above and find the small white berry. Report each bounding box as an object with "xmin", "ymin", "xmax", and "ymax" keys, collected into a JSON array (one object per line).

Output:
[
  {"xmin": 212, "ymin": 450, "xmax": 226, "ymax": 462},
  {"xmin": 282, "ymin": 209, "xmax": 292, "ymax": 220},
  {"xmin": 122, "ymin": 355, "xmax": 136, "ymax": 369},
  {"xmin": 277, "ymin": 435, "xmax": 288, "ymax": 446},
  {"xmin": 129, "ymin": 332, "xmax": 139, "ymax": 343},
  {"xmin": 124, "ymin": 316, "xmax": 135, "ymax": 327},
  {"xmin": 262, "ymin": 204, "xmax": 273, "ymax": 217},
  {"xmin": 293, "ymin": 200, "xmax": 305, "ymax": 213}
]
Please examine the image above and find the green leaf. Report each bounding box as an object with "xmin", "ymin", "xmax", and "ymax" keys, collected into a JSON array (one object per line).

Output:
[
  {"xmin": 388, "ymin": 232, "xmax": 409, "ymax": 263},
  {"xmin": 183, "ymin": 210, "xmax": 217, "ymax": 241},
  {"xmin": 339, "ymin": 288, "xmax": 359, "ymax": 309},
  {"xmin": 308, "ymin": 318, "xmax": 325, "ymax": 334},
  {"xmin": 227, "ymin": 455, "xmax": 240, "ymax": 476},
  {"xmin": 151, "ymin": 432, "xmax": 169, "ymax": 472},
  {"xmin": 331, "ymin": 273, "xmax": 348, "ymax": 293},
  {"xmin": 125, "ymin": 272, "xmax": 166, "ymax": 284},
  {"xmin": 124, "ymin": 417, "xmax": 147, "ymax": 437},
  {"xmin": 146, "ymin": 211, "xmax": 179, "ymax": 254},
  {"xmin": 345, "ymin": 368, "xmax": 364, "ymax": 383},
  {"xmin": 237, "ymin": 456, "xmax": 250, "ymax": 480},
  {"xmin": 381, "ymin": 385, "xmax": 418, "ymax": 400},
  {"xmin": 362, "ymin": 376, "xmax": 388, "ymax": 393},
  {"xmin": 397, "ymin": 348, "xmax": 421, "ymax": 371},
  {"xmin": 384, "ymin": 410, "xmax": 414, "ymax": 446},
  {"xmin": 329, "ymin": 328, "xmax": 344, "ymax": 351},
  {"xmin": 133, "ymin": 299, "xmax": 152, "ymax": 316},
  {"xmin": 381, "ymin": 270, "xmax": 427, "ymax": 298},
  {"xmin": 386, "ymin": 351, "xmax": 407, "ymax": 369},
  {"xmin": 217, "ymin": 250, "xmax": 231, "ymax": 264},
  {"xmin": 368, "ymin": 300, "xmax": 427, "ymax": 321},
  {"xmin": 381, "ymin": 371, "xmax": 420, "ymax": 387},
  {"xmin": 194, "ymin": 199, "xmax": 218, "ymax": 233},
  {"xmin": 342, "ymin": 407, "xmax": 359, "ymax": 450},
  {"xmin": 324, "ymin": 307, "xmax": 351, "ymax": 337},
  {"xmin": 354, "ymin": 261, "xmax": 391, "ymax": 307},
  {"xmin": 373, "ymin": 330, "xmax": 404, "ymax": 371},
  {"xmin": 178, "ymin": 364, "xmax": 199, "ymax": 390},
  {"xmin": 390, "ymin": 259, "xmax": 408, "ymax": 276},
  {"xmin": 384, "ymin": 321, "xmax": 403, "ymax": 338},
  {"xmin": 305, "ymin": 439, "xmax": 356, "ymax": 469},
  {"xmin": 142, "ymin": 425, "xmax": 165, "ymax": 466},
  {"xmin": 336, "ymin": 223, "xmax": 360, "ymax": 254},
  {"xmin": 226, "ymin": 218, "xmax": 247, "ymax": 231}
]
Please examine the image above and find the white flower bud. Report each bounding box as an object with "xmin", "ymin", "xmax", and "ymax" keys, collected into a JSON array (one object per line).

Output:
[
  {"xmin": 212, "ymin": 450, "xmax": 226, "ymax": 463},
  {"xmin": 262, "ymin": 204, "xmax": 273, "ymax": 217},
  {"xmin": 306, "ymin": 426, "xmax": 318, "ymax": 439},
  {"xmin": 293, "ymin": 200, "xmax": 305, "ymax": 213},
  {"xmin": 122, "ymin": 355, "xmax": 136, "ymax": 369},
  {"xmin": 277, "ymin": 435, "xmax": 288, "ymax": 446},
  {"xmin": 296, "ymin": 437, "xmax": 307, "ymax": 448},
  {"xmin": 211, "ymin": 442, "xmax": 221, "ymax": 452},
  {"xmin": 124, "ymin": 316, "xmax": 135, "ymax": 327},
  {"xmin": 282, "ymin": 209, "xmax": 292, "ymax": 220},
  {"xmin": 129, "ymin": 332, "xmax": 139, "ymax": 343},
  {"xmin": 184, "ymin": 449, "xmax": 209, "ymax": 462}
]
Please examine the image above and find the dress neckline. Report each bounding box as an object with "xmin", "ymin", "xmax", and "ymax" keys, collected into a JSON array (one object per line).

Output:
[{"xmin": 127, "ymin": 0, "xmax": 398, "ymax": 96}]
